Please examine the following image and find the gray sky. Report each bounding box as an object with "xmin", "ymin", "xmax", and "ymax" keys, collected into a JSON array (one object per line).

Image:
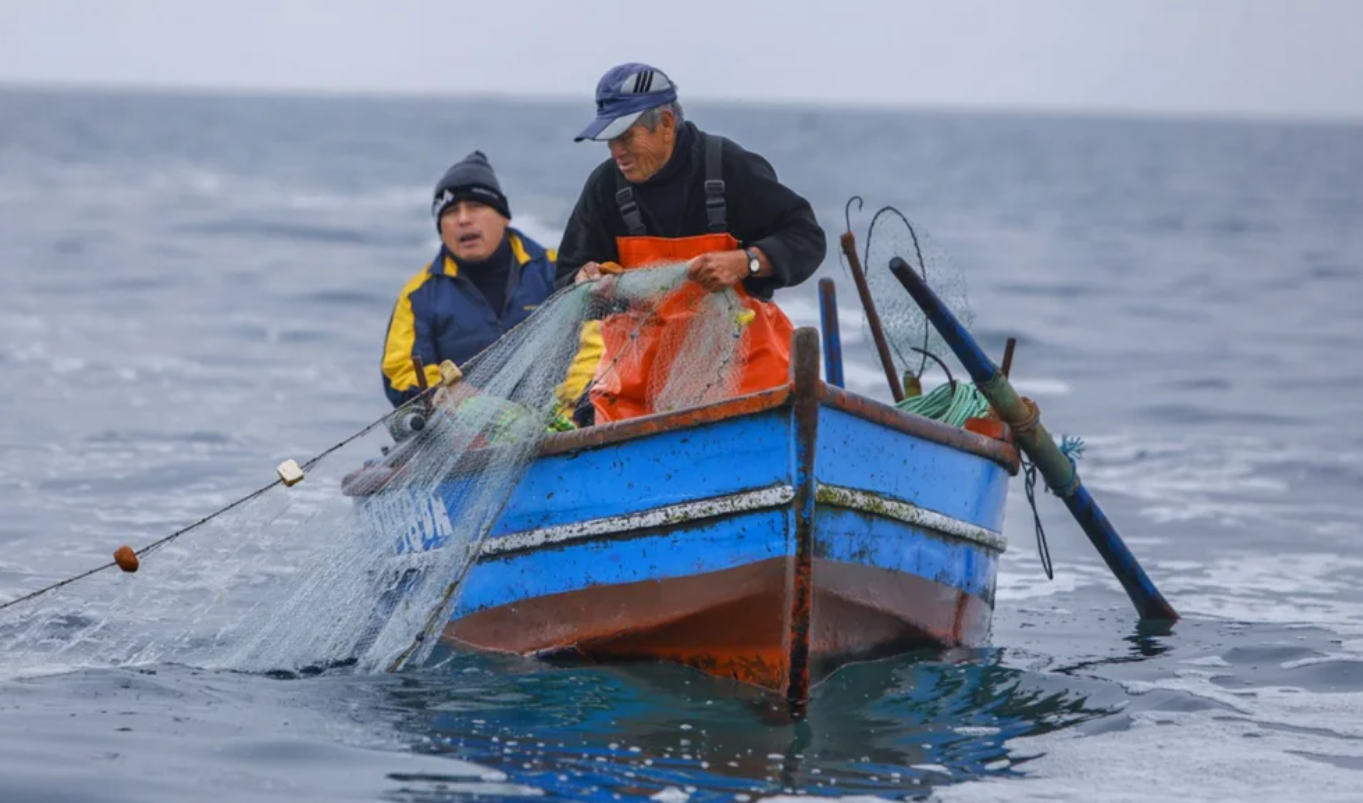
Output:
[{"xmin": 2, "ymin": 0, "xmax": 1360, "ymax": 120}]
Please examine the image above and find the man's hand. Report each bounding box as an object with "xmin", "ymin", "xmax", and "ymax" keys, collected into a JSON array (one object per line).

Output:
[
  {"xmin": 688, "ymin": 249, "xmax": 763, "ymax": 293},
  {"xmin": 574, "ymin": 261, "xmax": 625, "ymax": 284},
  {"xmin": 574, "ymin": 262, "xmax": 604, "ymax": 284}
]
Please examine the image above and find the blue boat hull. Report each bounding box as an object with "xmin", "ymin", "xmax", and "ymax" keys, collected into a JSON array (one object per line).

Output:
[{"xmin": 347, "ymin": 330, "xmax": 1018, "ymax": 698}]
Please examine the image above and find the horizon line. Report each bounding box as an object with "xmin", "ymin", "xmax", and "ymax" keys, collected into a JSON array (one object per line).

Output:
[{"xmin": 3, "ymin": 77, "xmax": 1362, "ymax": 129}]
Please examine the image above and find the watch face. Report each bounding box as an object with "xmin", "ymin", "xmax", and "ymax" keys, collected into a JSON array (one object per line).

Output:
[{"xmin": 747, "ymin": 252, "xmax": 760, "ymax": 274}]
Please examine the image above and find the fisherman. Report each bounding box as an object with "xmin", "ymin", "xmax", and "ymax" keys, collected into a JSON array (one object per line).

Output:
[
  {"xmin": 382, "ymin": 151, "xmax": 557, "ymax": 407},
  {"xmin": 555, "ymin": 63, "xmax": 826, "ymax": 424}
]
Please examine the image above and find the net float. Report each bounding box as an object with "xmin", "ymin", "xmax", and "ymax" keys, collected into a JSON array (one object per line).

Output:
[{"xmin": 113, "ymin": 546, "xmax": 139, "ymax": 573}]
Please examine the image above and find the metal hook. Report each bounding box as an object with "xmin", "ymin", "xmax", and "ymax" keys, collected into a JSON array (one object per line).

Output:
[
  {"xmin": 907, "ymin": 347, "xmax": 956, "ymax": 396},
  {"xmin": 843, "ymin": 196, "xmax": 863, "ymax": 236}
]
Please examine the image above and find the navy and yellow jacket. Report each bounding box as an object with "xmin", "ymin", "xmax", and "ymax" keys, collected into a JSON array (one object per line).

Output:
[{"xmin": 382, "ymin": 229, "xmax": 557, "ymax": 407}]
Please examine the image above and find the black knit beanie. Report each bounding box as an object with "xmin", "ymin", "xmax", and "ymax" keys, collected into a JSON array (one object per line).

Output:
[{"xmin": 431, "ymin": 150, "xmax": 511, "ymax": 225}]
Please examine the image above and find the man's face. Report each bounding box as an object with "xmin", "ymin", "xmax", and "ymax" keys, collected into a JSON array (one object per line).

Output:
[
  {"xmin": 438, "ymin": 200, "xmax": 508, "ymax": 262},
  {"xmin": 608, "ymin": 110, "xmax": 677, "ymax": 184}
]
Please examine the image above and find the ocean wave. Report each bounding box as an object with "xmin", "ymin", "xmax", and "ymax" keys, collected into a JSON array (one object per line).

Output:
[{"xmin": 1075, "ymin": 431, "xmax": 1363, "ymax": 538}]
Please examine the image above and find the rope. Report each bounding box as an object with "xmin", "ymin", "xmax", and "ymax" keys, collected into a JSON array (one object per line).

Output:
[
  {"xmin": 1010, "ymin": 396, "xmax": 1041, "ymax": 439},
  {"xmin": 0, "ymin": 381, "xmax": 444, "ymax": 615},
  {"xmin": 1022, "ymin": 461, "xmax": 1055, "ymax": 580},
  {"xmin": 894, "ymin": 382, "xmax": 1089, "ymax": 583},
  {"xmin": 894, "ymin": 380, "xmax": 991, "ymax": 428},
  {"xmin": 1020, "ymin": 435, "xmax": 1085, "ymax": 581}
]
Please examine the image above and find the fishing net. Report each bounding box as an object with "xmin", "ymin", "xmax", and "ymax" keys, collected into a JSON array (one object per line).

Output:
[
  {"xmin": 848, "ymin": 203, "xmax": 976, "ymax": 393},
  {"xmin": 0, "ymin": 263, "xmax": 750, "ymax": 679}
]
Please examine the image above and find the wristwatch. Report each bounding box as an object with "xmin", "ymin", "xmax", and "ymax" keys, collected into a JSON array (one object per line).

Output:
[{"xmin": 744, "ymin": 248, "xmax": 761, "ymax": 276}]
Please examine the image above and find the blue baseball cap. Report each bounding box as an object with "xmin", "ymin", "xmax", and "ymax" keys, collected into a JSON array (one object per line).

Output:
[{"xmin": 575, "ymin": 63, "xmax": 678, "ymax": 143}]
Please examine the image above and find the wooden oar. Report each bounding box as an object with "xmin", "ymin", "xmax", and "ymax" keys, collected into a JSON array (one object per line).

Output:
[{"xmin": 888, "ymin": 257, "xmax": 1178, "ymax": 621}]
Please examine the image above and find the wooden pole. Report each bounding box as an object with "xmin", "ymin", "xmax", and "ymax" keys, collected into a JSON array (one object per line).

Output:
[{"xmin": 839, "ymin": 232, "xmax": 903, "ymax": 403}]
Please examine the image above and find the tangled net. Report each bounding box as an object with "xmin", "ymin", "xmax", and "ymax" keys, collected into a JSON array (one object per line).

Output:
[{"xmin": 0, "ymin": 263, "xmax": 751, "ymax": 679}]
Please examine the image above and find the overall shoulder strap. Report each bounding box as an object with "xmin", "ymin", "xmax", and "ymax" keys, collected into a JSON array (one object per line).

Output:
[
  {"xmin": 703, "ymin": 134, "xmax": 726, "ymax": 233},
  {"xmin": 613, "ymin": 170, "xmax": 648, "ymax": 237}
]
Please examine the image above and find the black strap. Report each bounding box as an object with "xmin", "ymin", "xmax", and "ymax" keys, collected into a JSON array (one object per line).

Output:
[
  {"xmin": 614, "ymin": 184, "xmax": 647, "ymax": 237},
  {"xmin": 703, "ymin": 134, "xmax": 726, "ymax": 233},
  {"xmin": 612, "ymin": 133, "xmax": 726, "ymax": 236}
]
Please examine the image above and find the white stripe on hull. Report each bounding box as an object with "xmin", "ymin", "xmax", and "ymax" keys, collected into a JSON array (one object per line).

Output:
[
  {"xmin": 814, "ymin": 483, "xmax": 1006, "ymax": 553},
  {"xmin": 469, "ymin": 483, "xmax": 1006, "ymax": 557},
  {"xmin": 481, "ymin": 485, "xmax": 796, "ymax": 556}
]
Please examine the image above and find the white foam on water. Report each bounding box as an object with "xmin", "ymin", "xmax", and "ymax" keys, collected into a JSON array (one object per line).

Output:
[
  {"xmin": 772, "ymin": 293, "xmax": 821, "ymax": 330},
  {"xmin": 1182, "ymin": 655, "xmax": 1233, "ymax": 668},
  {"xmin": 1077, "ymin": 432, "xmax": 1363, "ymax": 539},
  {"xmin": 284, "ymin": 185, "xmax": 427, "ymax": 212},
  {"xmin": 930, "ymin": 643, "xmax": 1363, "ymax": 803},
  {"xmin": 933, "ymin": 716, "xmax": 1363, "ymax": 802},
  {"xmin": 1279, "ymin": 654, "xmax": 1363, "ymax": 670},
  {"xmin": 995, "ymin": 560, "xmax": 1109, "ymax": 604},
  {"xmin": 760, "ymin": 796, "xmax": 896, "ymax": 803},
  {"xmin": 1158, "ymin": 552, "xmax": 1363, "ymax": 635},
  {"xmin": 1009, "ymin": 377, "xmax": 1073, "ymax": 397},
  {"xmin": 1, "ymin": 160, "xmax": 428, "ymax": 217}
]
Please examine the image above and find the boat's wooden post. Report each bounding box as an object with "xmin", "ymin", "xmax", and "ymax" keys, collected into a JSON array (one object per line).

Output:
[
  {"xmin": 412, "ymin": 357, "xmax": 428, "ymax": 391},
  {"xmin": 786, "ymin": 328, "xmax": 821, "ymax": 707},
  {"xmin": 840, "ymin": 232, "xmax": 904, "ymax": 403},
  {"xmin": 817, "ymin": 279, "xmax": 845, "ymax": 388},
  {"xmin": 887, "ymin": 258, "xmax": 1177, "ymax": 622},
  {"xmin": 411, "ymin": 356, "xmax": 434, "ymax": 414}
]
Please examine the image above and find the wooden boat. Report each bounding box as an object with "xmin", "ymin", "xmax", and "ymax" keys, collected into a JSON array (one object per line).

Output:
[{"xmin": 343, "ymin": 328, "xmax": 1018, "ymax": 701}]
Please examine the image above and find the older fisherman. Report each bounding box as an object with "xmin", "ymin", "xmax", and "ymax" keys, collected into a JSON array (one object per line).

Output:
[
  {"xmin": 556, "ymin": 63, "xmax": 827, "ymax": 423},
  {"xmin": 382, "ymin": 151, "xmax": 557, "ymax": 407}
]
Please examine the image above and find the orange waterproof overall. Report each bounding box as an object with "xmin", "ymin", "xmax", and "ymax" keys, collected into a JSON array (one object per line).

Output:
[{"xmin": 588, "ymin": 134, "xmax": 794, "ymax": 423}]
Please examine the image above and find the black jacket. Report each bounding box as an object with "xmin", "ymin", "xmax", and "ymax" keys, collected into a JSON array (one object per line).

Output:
[{"xmin": 555, "ymin": 122, "xmax": 827, "ymax": 299}]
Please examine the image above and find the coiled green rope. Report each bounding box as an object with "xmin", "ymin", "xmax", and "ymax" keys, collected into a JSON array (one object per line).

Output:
[{"xmin": 894, "ymin": 380, "xmax": 992, "ymax": 428}]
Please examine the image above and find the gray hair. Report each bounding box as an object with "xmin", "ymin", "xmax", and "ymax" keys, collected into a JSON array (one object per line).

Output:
[{"xmin": 638, "ymin": 100, "xmax": 685, "ymax": 131}]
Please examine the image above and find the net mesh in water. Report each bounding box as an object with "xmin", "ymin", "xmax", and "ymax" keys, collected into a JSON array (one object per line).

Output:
[{"xmin": 0, "ymin": 263, "xmax": 752, "ymax": 679}]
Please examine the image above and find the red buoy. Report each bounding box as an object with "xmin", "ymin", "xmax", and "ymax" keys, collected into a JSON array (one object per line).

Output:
[{"xmin": 113, "ymin": 546, "xmax": 139, "ymax": 573}]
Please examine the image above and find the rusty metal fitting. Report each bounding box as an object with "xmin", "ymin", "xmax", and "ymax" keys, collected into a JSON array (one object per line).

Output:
[{"xmin": 1011, "ymin": 397, "xmax": 1042, "ymax": 438}]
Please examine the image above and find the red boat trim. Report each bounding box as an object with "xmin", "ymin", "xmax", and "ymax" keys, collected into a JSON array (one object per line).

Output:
[
  {"xmin": 812, "ymin": 558, "xmax": 993, "ymax": 649},
  {"xmin": 447, "ymin": 556, "xmax": 794, "ymax": 691},
  {"xmin": 445, "ymin": 555, "xmax": 994, "ymax": 697}
]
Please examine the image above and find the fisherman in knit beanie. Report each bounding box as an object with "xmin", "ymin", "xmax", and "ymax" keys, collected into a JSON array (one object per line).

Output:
[{"xmin": 380, "ymin": 151, "xmax": 559, "ymax": 408}]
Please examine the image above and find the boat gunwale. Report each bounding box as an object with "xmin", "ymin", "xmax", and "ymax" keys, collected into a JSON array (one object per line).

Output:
[
  {"xmin": 816, "ymin": 383, "xmax": 1020, "ymax": 475},
  {"xmin": 539, "ymin": 381, "xmax": 1020, "ymax": 472},
  {"xmin": 342, "ymin": 374, "xmax": 1019, "ymax": 498},
  {"xmin": 538, "ymin": 386, "xmax": 793, "ymax": 456}
]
